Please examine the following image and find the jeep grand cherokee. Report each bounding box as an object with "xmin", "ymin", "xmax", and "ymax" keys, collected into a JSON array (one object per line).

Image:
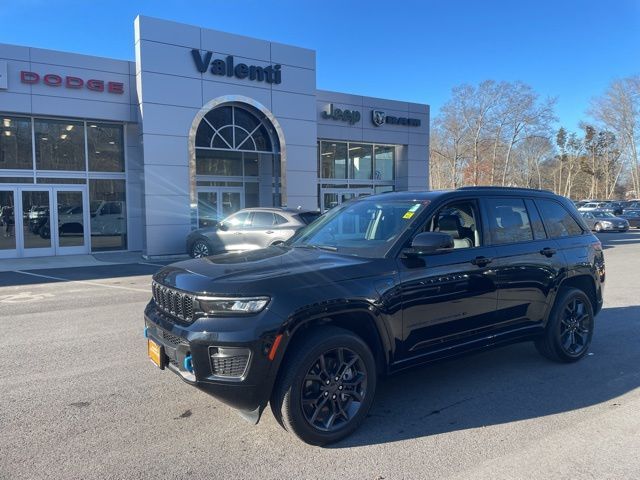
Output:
[{"xmin": 144, "ymin": 187, "xmax": 605, "ymax": 445}]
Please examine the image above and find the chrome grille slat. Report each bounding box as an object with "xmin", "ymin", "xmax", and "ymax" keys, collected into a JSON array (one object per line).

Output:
[{"xmin": 152, "ymin": 281, "xmax": 196, "ymax": 323}]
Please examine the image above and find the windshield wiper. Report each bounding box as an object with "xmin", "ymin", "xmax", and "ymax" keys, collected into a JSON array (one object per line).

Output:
[{"xmin": 293, "ymin": 244, "xmax": 338, "ymax": 252}]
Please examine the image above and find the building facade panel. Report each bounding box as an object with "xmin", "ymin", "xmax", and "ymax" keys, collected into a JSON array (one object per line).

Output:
[{"xmin": 0, "ymin": 16, "xmax": 428, "ymax": 259}]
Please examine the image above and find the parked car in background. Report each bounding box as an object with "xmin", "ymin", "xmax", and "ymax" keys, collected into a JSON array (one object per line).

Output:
[
  {"xmin": 623, "ymin": 201, "xmax": 640, "ymax": 213},
  {"xmin": 186, "ymin": 207, "xmax": 321, "ymax": 258},
  {"xmin": 580, "ymin": 210, "xmax": 629, "ymax": 232},
  {"xmin": 619, "ymin": 210, "xmax": 640, "ymax": 229},
  {"xmin": 605, "ymin": 201, "xmax": 624, "ymax": 215},
  {"xmin": 578, "ymin": 202, "xmax": 614, "ymax": 213}
]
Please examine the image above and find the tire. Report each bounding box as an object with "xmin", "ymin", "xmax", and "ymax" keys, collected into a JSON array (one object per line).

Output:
[
  {"xmin": 535, "ymin": 287, "xmax": 594, "ymax": 363},
  {"xmin": 190, "ymin": 239, "xmax": 212, "ymax": 258},
  {"xmin": 270, "ymin": 326, "xmax": 377, "ymax": 446},
  {"xmin": 594, "ymin": 223, "xmax": 602, "ymax": 232}
]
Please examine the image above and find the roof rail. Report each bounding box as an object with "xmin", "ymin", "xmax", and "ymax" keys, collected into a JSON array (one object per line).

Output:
[{"xmin": 456, "ymin": 186, "xmax": 554, "ymax": 194}]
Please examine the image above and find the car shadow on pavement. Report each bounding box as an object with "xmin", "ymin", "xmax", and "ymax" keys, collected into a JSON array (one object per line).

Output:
[
  {"xmin": 330, "ymin": 305, "xmax": 640, "ymax": 448},
  {"xmin": 0, "ymin": 263, "xmax": 167, "ymax": 288}
]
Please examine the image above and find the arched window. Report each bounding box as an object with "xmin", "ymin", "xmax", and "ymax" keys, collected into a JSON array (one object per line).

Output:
[
  {"xmin": 192, "ymin": 103, "xmax": 282, "ymax": 228},
  {"xmin": 195, "ymin": 105, "xmax": 277, "ymax": 153}
]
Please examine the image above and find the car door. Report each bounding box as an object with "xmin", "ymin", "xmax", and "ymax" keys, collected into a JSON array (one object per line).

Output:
[
  {"xmin": 397, "ymin": 199, "xmax": 499, "ymax": 360},
  {"xmin": 481, "ymin": 197, "xmax": 564, "ymax": 332},
  {"xmin": 242, "ymin": 211, "xmax": 276, "ymax": 249},
  {"xmin": 215, "ymin": 211, "xmax": 250, "ymax": 251}
]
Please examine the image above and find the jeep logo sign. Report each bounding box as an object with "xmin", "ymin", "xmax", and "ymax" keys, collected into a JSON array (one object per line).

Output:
[
  {"xmin": 321, "ymin": 104, "xmax": 361, "ymax": 125},
  {"xmin": 192, "ymin": 50, "xmax": 282, "ymax": 84}
]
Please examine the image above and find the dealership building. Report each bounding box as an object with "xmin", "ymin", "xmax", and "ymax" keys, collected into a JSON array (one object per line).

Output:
[{"xmin": 0, "ymin": 16, "xmax": 429, "ymax": 258}]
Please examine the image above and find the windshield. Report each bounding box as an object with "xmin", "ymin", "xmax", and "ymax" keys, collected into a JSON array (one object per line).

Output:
[
  {"xmin": 290, "ymin": 199, "xmax": 429, "ymax": 258},
  {"xmin": 593, "ymin": 211, "xmax": 616, "ymax": 218}
]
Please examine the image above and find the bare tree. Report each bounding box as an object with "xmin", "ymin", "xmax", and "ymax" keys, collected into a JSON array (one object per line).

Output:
[{"xmin": 590, "ymin": 76, "xmax": 640, "ymax": 196}]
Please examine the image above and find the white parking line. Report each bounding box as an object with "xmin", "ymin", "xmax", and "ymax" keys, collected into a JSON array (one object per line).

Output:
[{"xmin": 13, "ymin": 270, "xmax": 150, "ymax": 293}]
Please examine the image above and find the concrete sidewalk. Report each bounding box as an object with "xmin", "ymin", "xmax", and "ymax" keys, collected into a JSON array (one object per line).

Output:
[{"xmin": 0, "ymin": 251, "xmax": 157, "ymax": 272}]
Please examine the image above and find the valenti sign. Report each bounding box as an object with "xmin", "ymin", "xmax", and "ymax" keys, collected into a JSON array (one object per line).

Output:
[{"xmin": 191, "ymin": 50, "xmax": 282, "ymax": 85}]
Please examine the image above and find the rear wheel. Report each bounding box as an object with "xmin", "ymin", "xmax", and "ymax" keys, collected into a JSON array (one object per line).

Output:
[
  {"xmin": 190, "ymin": 239, "xmax": 212, "ymax": 258},
  {"xmin": 535, "ymin": 287, "xmax": 594, "ymax": 363},
  {"xmin": 270, "ymin": 326, "xmax": 377, "ymax": 446}
]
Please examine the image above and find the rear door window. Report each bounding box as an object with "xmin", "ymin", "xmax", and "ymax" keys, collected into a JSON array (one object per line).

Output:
[
  {"xmin": 535, "ymin": 199, "xmax": 584, "ymax": 238},
  {"xmin": 251, "ymin": 212, "xmax": 275, "ymax": 227},
  {"xmin": 484, "ymin": 198, "xmax": 534, "ymax": 245}
]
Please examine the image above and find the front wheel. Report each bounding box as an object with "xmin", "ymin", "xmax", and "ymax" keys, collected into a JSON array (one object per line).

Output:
[
  {"xmin": 190, "ymin": 239, "xmax": 212, "ymax": 258},
  {"xmin": 535, "ymin": 287, "xmax": 594, "ymax": 363},
  {"xmin": 270, "ymin": 327, "xmax": 377, "ymax": 446}
]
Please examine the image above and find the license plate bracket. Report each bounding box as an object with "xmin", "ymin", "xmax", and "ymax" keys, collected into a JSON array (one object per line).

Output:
[{"xmin": 147, "ymin": 338, "xmax": 165, "ymax": 369}]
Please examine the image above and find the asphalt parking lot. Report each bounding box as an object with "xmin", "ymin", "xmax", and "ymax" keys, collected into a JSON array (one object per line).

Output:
[{"xmin": 1, "ymin": 231, "xmax": 639, "ymax": 480}]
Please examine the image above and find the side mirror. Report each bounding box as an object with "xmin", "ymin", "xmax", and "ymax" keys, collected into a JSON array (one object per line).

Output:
[
  {"xmin": 218, "ymin": 222, "xmax": 229, "ymax": 231},
  {"xmin": 405, "ymin": 232, "xmax": 454, "ymax": 256}
]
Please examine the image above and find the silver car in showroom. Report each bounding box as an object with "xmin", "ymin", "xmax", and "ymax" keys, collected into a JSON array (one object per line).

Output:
[
  {"xmin": 186, "ymin": 207, "xmax": 321, "ymax": 258},
  {"xmin": 581, "ymin": 209, "xmax": 629, "ymax": 232}
]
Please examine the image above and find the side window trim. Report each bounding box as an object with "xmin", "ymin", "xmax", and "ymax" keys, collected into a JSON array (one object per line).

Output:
[{"xmin": 524, "ymin": 198, "xmax": 547, "ymax": 240}]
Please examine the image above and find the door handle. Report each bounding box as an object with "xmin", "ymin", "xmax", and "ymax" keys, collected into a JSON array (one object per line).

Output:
[
  {"xmin": 233, "ymin": 232, "xmax": 243, "ymax": 235},
  {"xmin": 266, "ymin": 230, "xmax": 274, "ymax": 234},
  {"xmin": 471, "ymin": 256, "xmax": 492, "ymax": 267},
  {"xmin": 540, "ymin": 247, "xmax": 557, "ymax": 257}
]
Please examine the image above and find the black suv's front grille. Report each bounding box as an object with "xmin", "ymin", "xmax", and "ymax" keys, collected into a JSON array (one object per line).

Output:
[
  {"xmin": 152, "ymin": 281, "xmax": 195, "ymax": 322},
  {"xmin": 162, "ymin": 330, "xmax": 185, "ymax": 346}
]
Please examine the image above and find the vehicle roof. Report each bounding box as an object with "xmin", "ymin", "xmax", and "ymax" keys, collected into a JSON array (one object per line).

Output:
[
  {"xmin": 238, "ymin": 207, "xmax": 318, "ymax": 214},
  {"xmin": 357, "ymin": 186, "xmax": 561, "ymax": 203}
]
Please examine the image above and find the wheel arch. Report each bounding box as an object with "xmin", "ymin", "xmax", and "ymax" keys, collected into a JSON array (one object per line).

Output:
[
  {"xmin": 558, "ymin": 274, "xmax": 599, "ymax": 315},
  {"xmin": 279, "ymin": 307, "xmax": 392, "ymax": 378}
]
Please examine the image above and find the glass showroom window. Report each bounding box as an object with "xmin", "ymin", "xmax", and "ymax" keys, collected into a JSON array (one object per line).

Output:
[
  {"xmin": 374, "ymin": 145, "xmax": 394, "ymax": 180},
  {"xmin": 89, "ymin": 179, "xmax": 127, "ymax": 251},
  {"xmin": 320, "ymin": 141, "xmax": 348, "ymax": 179},
  {"xmin": 35, "ymin": 118, "xmax": 85, "ymax": 171},
  {"xmin": 88, "ymin": 123, "xmax": 125, "ymax": 172},
  {"xmin": 0, "ymin": 116, "xmax": 33, "ymax": 170},
  {"xmin": 349, "ymin": 144, "xmax": 373, "ymax": 180}
]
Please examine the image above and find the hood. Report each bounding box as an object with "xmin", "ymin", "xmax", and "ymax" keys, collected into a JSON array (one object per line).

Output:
[{"xmin": 153, "ymin": 246, "xmax": 385, "ymax": 295}]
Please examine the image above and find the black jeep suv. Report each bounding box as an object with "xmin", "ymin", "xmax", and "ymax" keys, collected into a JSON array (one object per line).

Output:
[{"xmin": 144, "ymin": 187, "xmax": 605, "ymax": 445}]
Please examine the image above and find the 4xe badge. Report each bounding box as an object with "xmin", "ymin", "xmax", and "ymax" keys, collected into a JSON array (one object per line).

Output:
[{"xmin": 372, "ymin": 110, "xmax": 386, "ymax": 127}]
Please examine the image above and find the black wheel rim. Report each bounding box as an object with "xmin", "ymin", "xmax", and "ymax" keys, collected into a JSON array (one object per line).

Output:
[
  {"xmin": 560, "ymin": 298, "xmax": 592, "ymax": 356},
  {"xmin": 193, "ymin": 242, "xmax": 209, "ymax": 258},
  {"xmin": 300, "ymin": 347, "xmax": 367, "ymax": 432}
]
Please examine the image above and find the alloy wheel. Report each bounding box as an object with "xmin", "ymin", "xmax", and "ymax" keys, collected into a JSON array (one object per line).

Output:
[
  {"xmin": 559, "ymin": 298, "xmax": 592, "ymax": 356},
  {"xmin": 192, "ymin": 241, "xmax": 210, "ymax": 258},
  {"xmin": 300, "ymin": 347, "xmax": 368, "ymax": 432}
]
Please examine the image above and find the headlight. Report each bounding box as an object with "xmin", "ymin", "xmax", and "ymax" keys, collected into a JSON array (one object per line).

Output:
[
  {"xmin": 196, "ymin": 296, "xmax": 270, "ymax": 315},
  {"xmin": 601, "ymin": 221, "xmax": 612, "ymax": 226}
]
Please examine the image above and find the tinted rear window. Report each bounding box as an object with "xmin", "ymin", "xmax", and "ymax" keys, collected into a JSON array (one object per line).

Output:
[{"xmin": 536, "ymin": 199, "xmax": 584, "ymax": 238}]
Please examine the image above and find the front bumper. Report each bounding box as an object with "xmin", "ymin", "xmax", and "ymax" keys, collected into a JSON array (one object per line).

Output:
[
  {"xmin": 600, "ymin": 223, "xmax": 628, "ymax": 231},
  {"xmin": 143, "ymin": 302, "xmax": 283, "ymax": 416}
]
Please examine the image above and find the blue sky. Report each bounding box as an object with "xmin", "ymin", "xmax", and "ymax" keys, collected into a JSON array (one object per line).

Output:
[{"xmin": 1, "ymin": 0, "xmax": 638, "ymax": 131}]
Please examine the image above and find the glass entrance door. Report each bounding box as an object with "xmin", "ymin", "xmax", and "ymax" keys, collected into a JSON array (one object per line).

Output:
[
  {"xmin": 54, "ymin": 188, "xmax": 89, "ymax": 255},
  {"xmin": 7, "ymin": 186, "xmax": 90, "ymax": 258},
  {"xmin": 321, "ymin": 188, "xmax": 374, "ymax": 212},
  {"xmin": 20, "ymin": 188, "xmax": 55, "ymax": 257},
  {"xmin": 197, "ymin": 187, "xmax": 244, "ymax": 228},
  {"xmin": 0, "ymin": 188, "xmax": 18, "ymax": 259}
]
